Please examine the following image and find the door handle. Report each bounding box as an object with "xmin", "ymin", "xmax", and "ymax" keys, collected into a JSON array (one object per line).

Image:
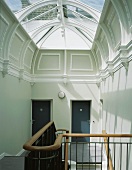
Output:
[{"xmin": 32, "ymin": 120, "xmax": 35, "ymax": 124}]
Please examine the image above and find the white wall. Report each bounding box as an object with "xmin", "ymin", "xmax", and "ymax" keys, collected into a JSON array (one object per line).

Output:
[
  {"xmin": 100, "ymin": 60, "xmax": 132, "ymax": 170},
  {"xmin": 32, "ymin": 82, "xmax": 100, "ymax": 136},
  {"xmin": 100, "ymin": 61, "xmax": 132, "ymax": 134},
  {"xmin": 0, "ymin": 72, "xmax": 31, "ymax": 155}
]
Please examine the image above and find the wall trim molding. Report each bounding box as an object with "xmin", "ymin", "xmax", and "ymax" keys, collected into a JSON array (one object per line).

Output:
[
  {"xmin": 0, "ymin": 149, "xmax": 25, "ymax": 159},
  {"xmin": 0, "ymin": 57, "xmax": 3, "ymax": 71},
  {"xmin": 70, "ymin": 53, "xmax": 93, "ymax": 71},
  {"xmin": 37, "ymin": 53, "xmax": 61, "ymax": 71},
  {"xmin": 16, "ymin": 149, "xmax": 25, "ymax": 156},
  {"xmin": 0, "ymin": 153, "xmax": 6, "ymax": 160},
  {"xmin": 0, "ymin": 152, "xmax": 13, "ymax": 160}
]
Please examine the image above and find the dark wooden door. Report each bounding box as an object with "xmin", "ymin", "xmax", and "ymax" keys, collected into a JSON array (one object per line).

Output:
[
  {"xmin": 72, "ymin": 101, "xmax": 91, "ymax": 142},
  {"xmin": 32, "ymin": 100, "xmax": 50, "ymax": 135}
]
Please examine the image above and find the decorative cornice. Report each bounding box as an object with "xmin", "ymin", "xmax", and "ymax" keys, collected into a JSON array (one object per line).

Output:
[
  {"xmin": 0, "ymin": 40, "xmax": 131, "ymax": 84},
  {"xmin": 107, "ymin": 61, "xmax": 114, "ymax": 78},
  {"xmin": 122, "ymin": 0, "xmax": 131, "ymax": 28},
  {"xmin": 2, "ymin": 60, "xmax": 10, "ymax": 77},
  {"xmin": 0, "ymin": 58, "xmax": 3, "ymax": 71},
  {"xmin": 19, "ymin": 68, "xmax": 24, "ymax": 81},
  {"xmin": 96, "ymin": 82, "xmax": 100, "ymax": 88},
  {"xmin": 120, "ymin": 57, "xmax": 129, "ymax": 71}
]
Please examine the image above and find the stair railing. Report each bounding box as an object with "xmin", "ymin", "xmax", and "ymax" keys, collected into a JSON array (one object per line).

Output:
[
  {"xmin": 23, "ymin": 122, "xmax": 132, "ymax": 170},
  {"xmin": 63, "ymin": 133, "xmax": 132, "ymax": 170}
]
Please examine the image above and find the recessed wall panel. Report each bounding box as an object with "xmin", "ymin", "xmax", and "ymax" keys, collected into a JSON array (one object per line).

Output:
[
  {"xmin": 24, "ymin": 47, "xmax": 34, "ymax": 70},
  {"xmin": 70, "ymin": 54, "xmax": 93, "ymax": 71},
  {"xmin": 38, "ymin": 53, "xmax": 60, "ymax": 71},
  {"xmin": 111, "ymin": 15, "xmax": 121, "ymax": 47},
  {"xmin": 0, "ymin": 14, "xmax": 9, "ymax": 58},
  {"xmin": 10, "ymin": 33, "xmax": 24, "ymax": 65}
]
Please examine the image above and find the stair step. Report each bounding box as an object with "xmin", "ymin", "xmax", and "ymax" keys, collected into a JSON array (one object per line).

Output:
[{"xmin": 0, "ymin": 156, "xmax": 24, "ymax": 170}]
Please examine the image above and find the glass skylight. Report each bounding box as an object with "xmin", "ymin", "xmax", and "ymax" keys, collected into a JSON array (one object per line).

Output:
[
  {"xmin": 5, "ymin": 0, "xmax": 105, "ymax": 12},
  {"xmin": 78, "ymin": 0, "xmax": 105, "ymax": 11},
  {"xmin": 5, "ymin": 0, "xmax": 103, "ymax": 50}
]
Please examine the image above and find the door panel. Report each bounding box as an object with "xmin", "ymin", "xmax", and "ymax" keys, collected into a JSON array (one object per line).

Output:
[
  {"xmin": 72, "ymin": 101, "xmax": 90, "ymax": 142},
  {"xmin": 32, "ymin": 100, "xmax": 50, "ymax": 135}
]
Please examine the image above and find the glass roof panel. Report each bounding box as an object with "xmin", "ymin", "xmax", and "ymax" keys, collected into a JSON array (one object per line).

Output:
[
  {"xmin": 4, "ymin": 0, "xmax": 103, "ymax": 50},
  {"xmin": 78, "ymin": 0, "xmax": 105, "ymax": 11},
  {"xmin": 5, "ymin": 0, "xmax": 22, "ymax": 12},
  {"xmin": 63, "ymin": 5, "xmax": 95, "ymax": 20},
  {"xmin": 5, "ymin": 0, "xmax": 105, "ymax": 12},
  {"xmin": 25, "ymin": 5, "xmax": 57, "ymax": 21}
]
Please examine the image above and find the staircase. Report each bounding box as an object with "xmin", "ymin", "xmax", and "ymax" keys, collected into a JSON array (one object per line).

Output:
[{"xmin": 0, "ymin": 156, "xmax": 25, "ymax": 170}]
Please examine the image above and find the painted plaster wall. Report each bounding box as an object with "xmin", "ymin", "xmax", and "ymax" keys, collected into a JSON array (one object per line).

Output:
[
  {"xmin": 100, "ymin": 61, "xmax": 132, "ymax": 134},
  {"xmin": 0, "ymin": 72, "xmax": 31, "ymax": 155},
  {"xmin": 31, "ymin": 82, "xmax": 100, "ymax": 137},
  {"xmin": 100, "ymin": 61, "xmax": 132, "ymax": 170}
]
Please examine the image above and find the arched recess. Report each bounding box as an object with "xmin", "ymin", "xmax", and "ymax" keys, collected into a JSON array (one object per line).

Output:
[
  {"xmin": 121, "ymin": 0, "xmax": 131, "ymax": 28},
  {"xmin": 99, "ymin": 23, "xmax": 113, "ymax": 61},
  {"xmin": 126, "ymin": 0, "xmax": 132, "ymax": 27},
  {"xmin": 90, "ymin": 50, "xmax": 100, "ymax": 73},
  {"xmin": 111, "ymin": 0, "xmax": 130, "ymax": 44},
  {"xmin": 3, "ymin": 23, "xmax": 19, "ymax": 60},
  {"xmin": 19, "ymin": 39, "xmax": 32, "ymax": 69},
  {"xmin": 92, "ymin": 48, "xmax": 102, "ymax": 71},
  {"xmin": 93, "ymin": 42, "xmax": 106, "ymax": 70},
  {"xmin": 31, "ymin": 48, "xmax": 39, "ymax": 75},
  {"xmin": 15, "ymin": 0, "xmax": 100, "ymax": 22}
]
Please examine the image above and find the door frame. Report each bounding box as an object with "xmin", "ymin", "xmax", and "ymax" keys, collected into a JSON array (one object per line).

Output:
[
  {"xmin": 30, "ymin": 99, "xmax": 53, "ymax": 136},
  {"xmin": 70, "ymin": 100, "xmax": 92, "ymax": 135}
]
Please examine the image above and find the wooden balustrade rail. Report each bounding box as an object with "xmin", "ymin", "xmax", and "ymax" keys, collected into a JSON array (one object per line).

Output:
[
  {"xmin": 63, "ymin": 133, "xmax": 132, "ymax": 170},
  {"xmin": 24, "ymin": 127, "xmax": 132, "ymax": 151},
  {"xmin": 23, "ymin": 121, "xmax": 132, "ymax": 170},
  {"xmin": 63, "ymin": 133, "xmax": 132, "ymax": 138},
  {"xmin": 23, "ymin": 121, "xmax": 64, "ymax": 151},
  {"xmin": 102, "ymin": 130, "xmax": 113, "ymax": 170}
]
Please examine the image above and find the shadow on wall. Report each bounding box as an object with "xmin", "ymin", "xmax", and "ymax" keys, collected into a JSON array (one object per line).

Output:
[
  {"xmin": 101, "ymin": 66, "xmax": 132, "ymax": 134},
  {"xmin": 61, "ymin": 82, "xmax": 100, "ymax": 122},
  {"xmin": 100, "ymin": 66, "xmax": 132, "ymax": 170}
]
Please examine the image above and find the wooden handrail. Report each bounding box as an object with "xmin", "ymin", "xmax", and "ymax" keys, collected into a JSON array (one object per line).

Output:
[
  {"xmin": 63, "ymin": 133, "xmax": 132, "ymax": 138},
  {"xmin": 102, "ymin": 130, "xmax": 113, "ymax": 170},
  {"xmin": 24, "ymin": 122, "xmax": 132, "ymax": 170},
  {"xmin": 23, "ymin": 121, "xmax": 63, "ymax": 151},
  {"xmin": 23, "ymin": 134, "xmax": 63, "ymax": 151}
]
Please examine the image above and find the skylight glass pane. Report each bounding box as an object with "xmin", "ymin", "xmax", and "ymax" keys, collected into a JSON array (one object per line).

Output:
[
  {"xmin": 5, "ymin": 0, "xmax": 105, "ymax": 13},
  {"xmin": 26, "ymin": 5, "xmax": 57, "ymax": 21},
  {"xmin": 5, "ymin": 0, "xmax": 22, "ymax": 12},
  {"xmin": 78, "ymin": 0, "xmax": 105, "ymax": 11},
  {"xmin": 63, "ymin": 5, "xmax": 94, "ymax": 19}
]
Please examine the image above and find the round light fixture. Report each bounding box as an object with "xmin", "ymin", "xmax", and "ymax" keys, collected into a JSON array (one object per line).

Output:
[{"xmin": 58, "ymin": 91, "xmax": 65, "ymax": 99}]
